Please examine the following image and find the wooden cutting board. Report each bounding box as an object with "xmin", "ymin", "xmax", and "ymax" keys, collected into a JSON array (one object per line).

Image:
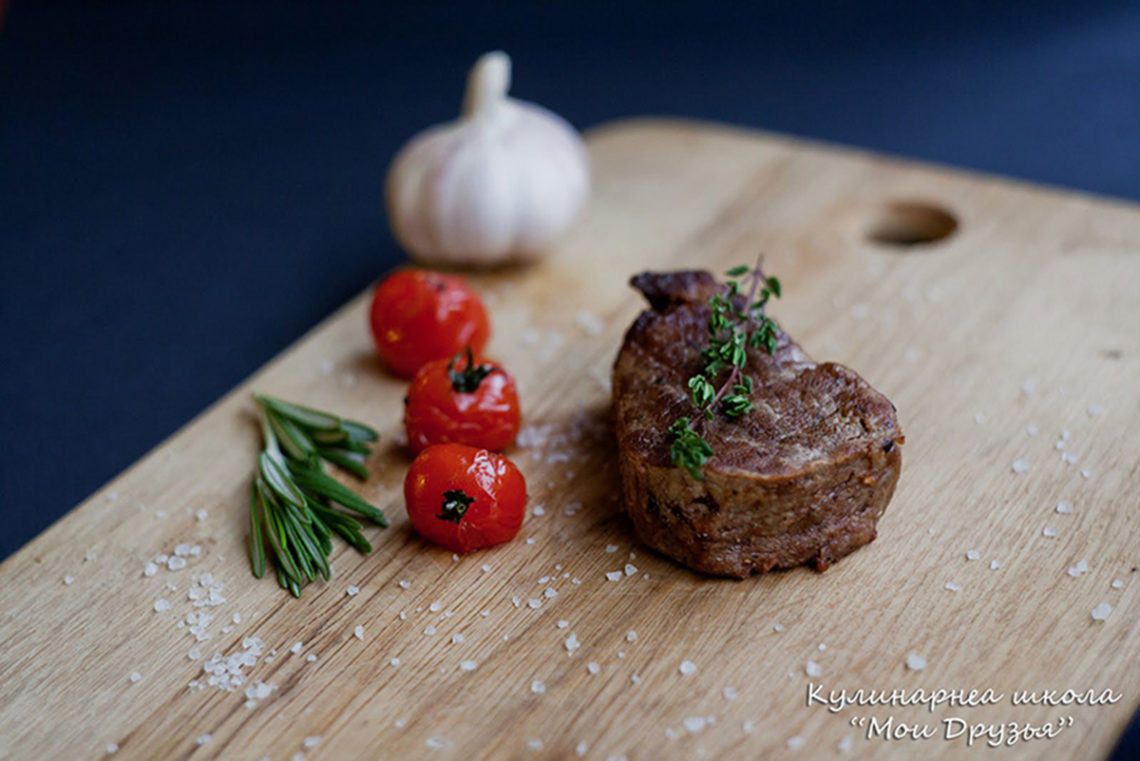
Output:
[{"xmin": 1, "ymin": 120, "xmax": 1137, "ymax": 761}]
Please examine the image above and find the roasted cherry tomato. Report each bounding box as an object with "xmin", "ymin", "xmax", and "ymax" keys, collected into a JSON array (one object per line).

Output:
[
  {"xmin": 404, "ymin": 347, "xmax": 521, "ymax": 454},
  {"xmin": 404, "ymin": 443, "xmax": 526, "ymax": 553},
  {"xmin": 369, "ymin": 269, "xmax": 490, "ymax": 379}
]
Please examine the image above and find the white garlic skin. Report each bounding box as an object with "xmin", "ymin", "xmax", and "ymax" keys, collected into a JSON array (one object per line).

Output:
[{"xmin": 385, "ymin": 52, "xmax": 589, "ymax": 266}]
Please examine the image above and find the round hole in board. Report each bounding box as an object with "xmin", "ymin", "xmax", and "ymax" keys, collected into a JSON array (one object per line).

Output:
[{"xmin": 866, "ymin": 201, "xmax": 958, "ymax": 247}]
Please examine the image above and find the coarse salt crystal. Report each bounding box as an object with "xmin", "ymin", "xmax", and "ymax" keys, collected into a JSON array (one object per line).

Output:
[
  {"xmin": 1112, "ymin": 579, "xmax": 1124, "ymax": 589},
  {"xmin": 395, "ymin": 718, "xmax": 407, "ymax": 728},
  {"xmin": 743, "ymin": 720, "xmax": 755, "ymax": 733},
  {"xmin": 354, "ymin": 625, "xmax": 364, "ymax": 640},
  {"xmin": 773, "ymin": 623, "xmax": 785, "ymax": 632},
  {"xmin": 838, "ymin": 735, "xmax": 852, "ymax": 753},
  {"xmin": 624, "ymin": 564, "xmax": 638, "ymax": 576},
  {"xmin": 167, "ymin": 556, "xmax": 187, "ymax": 571},
  {"xmin": 398, "ymin": 580, "xmax": 410, "ymax": 589},
  {"xmin": 527, "ymin": 738, "xmax": 544, "ymax": 751},
  {"xmin": 945, "ymin": 582, "xmax": 962, "ymax": 592},
  {"xmin": 1011, "ymin": 459, "xmax": 1029, "ymax": 474},
  {"xmin": 966, "ymin": 550, "xmax": 979, "ymax": 561},
  {"xmin": 605, "ymin": 571, "xmax": 622, "ymax": 582},
  {"xmin": 557, "ymin": 620, "xmax": 569, "ymax": 628},
  {"xmin": 906, "ymin": 653, "xmax": 927, "ymax": 671},
  {"xmin": 1087, "ymin": 404, "xmax": 1104, "ymax": 417},
  {"xmin": 576, "ymin": 741, "xmax": 588, "ymax": 756},
  {"xmin": 424, "ymin": 626, "xmax": 437, "ymax": 635},
  {"xmin": 605, "ymin": 544, "xmax": 618, "ymax": 553},
  {"xmin": 1091, "ymin": 603, "xmax": 1112, "ymax": 621},
  {"xmin": 723, "ymin": 686, "xmax": 738, "ymax": 700},
  {"xmin": 1056, "ymin": 500, "xmax": 1074, "ymax": 514},
  {"xmin": 679, "ymin": 660, "xmax": 697, "ymax": 675},
  {"xmin": 805, "ymin": 661, "xmax": 822, "ymax": 677},
  {"xmin": 530, "ymin": 680, "xmax": 546, "ymax": 694},
  {"xmin": 197, "ymin": 734, "xmax": 212, "ymax": 746},
  {"xmin": 1081, "ymin": 467, "xmax": 1092, "ymax": 479},
  {"xmin": 1068, "ymin": 559, "xmax": 1089, "ymax": 578},
  {"xmin": 306, "ymin": 653, "xmax": 317, "ymax": 662},
  {"xmin": 429, "ymin": 601, "xmax": 443, "ymax": 612},
  {"xmin": 290, "ymin": 642, "xmax": 303, "ymax": 654},
  {"xmin": 426, "ymin": 736, "xmax": 449, "ymax": 750},
  {"xmin": 532, "ymin": 505, "xmax": 546, "ymax": 516},
  {"xmin": 459, "ymin": 660, "xmax": 477, "ymax": 671},
  {"xmin": 525, "ymin": 537, "xmax": 535, "ymax": 545},
  {"xmin": 390, "ymin": 658, "xmax": 401, "ymax": 667},
  {"xmin": 565, "ymin": 633, "xmax": 580, "ymax": 653},
  {"xmin": 575, "ymin": 310, "xmax": 604, "ymax": 336},
  {"xmin": 195, "ymin": 509, "xmax": 208, "ymax": 521},
  {"xmin": 188, "ymin": 647, "xmax": 201, "ymax": 660},
  {"xmin": 347, "ymin": 586, "xmax": 359, "ymax": 596},
  {"xmin": 626, "ymin": 630, "xmax": 637, "ymax": 642},
  {"xmin": 527, "ymin": 599, "xmax": 542, "ymax": 610},
  {"xmin": 154, "ymin": 599, "xmax": 170, "ymax": 613},
  {"xmin": 1021, "ymin": 377, "xmax": 1036, "ymax": 395},
  {"xmin": 63, "ymin": 575, "xmax": 75, "ymax": 585},
  {"xmin": 990, "ymin": 560, "xmax": 1001, "ymax": 570},
  {"xmin": 129, "ymin": 671, "xmax": 142, "ymax": 683},
  {"xmin": 1043, "ymin": 527, "xmax": 1058, "ymax": 538},
  {"xmin": 303, "ymin": 736, "xmax": 321, "ymax": 749},
  {"xmin": 143, "ymin": 562, "xmax": 158, "ymax": 577},
  {"xmin": 683, "ymin": 717, "xmax": 707, "ymax": 733},
  {"xmin": 106, "ymin": 743, "xmax": 118, "ymax": 755},
  {"xmin": 974, "ymin": 412, "xmax": 986, "ymax": 424},
  {"xmin": 787, "ymin": 736, "xmax": 805, "ymax": 750},
  {"xmin": 544, "ymin": 587, "xmax": 557, "ymax": 599},
  {"xmin": 587, "ymin": 662, "xmax": 600, "ymax": 675},
  {"xmin": 1026, "ymin": 424, "xmax": 1038, "ymax": 436},
  {"xmin": 1061, "ymin": 452, "xmax": 1078, "ymax": 464}
]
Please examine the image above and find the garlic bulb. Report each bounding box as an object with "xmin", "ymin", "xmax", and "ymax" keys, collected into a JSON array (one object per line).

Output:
[{"xmin": 385, "ymin": 51, "xmax": 589, "ymax": 266}]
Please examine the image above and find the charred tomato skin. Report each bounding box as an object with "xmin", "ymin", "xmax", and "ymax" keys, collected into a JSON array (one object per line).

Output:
[
  {"xmin": 369, "ymin": 269, "xmax": 490, "ymax": 379},
  {"xmin": 404, "ymin": 353, "xmax": 521, "ymax": 454},
  {"xmin": 404, "ymin": 444, "xmax": 527, "ymax": 553}
]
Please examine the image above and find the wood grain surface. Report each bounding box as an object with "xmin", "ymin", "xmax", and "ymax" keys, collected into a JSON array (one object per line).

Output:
[{"xmin": 1, "ymin": 120, "xmax": 1137, "ymax": 761}]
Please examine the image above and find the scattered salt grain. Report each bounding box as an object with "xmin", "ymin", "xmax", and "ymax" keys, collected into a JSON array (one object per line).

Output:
[
  {"xmin": 196, "ymin": 509, "xmax": 209, "ymax": 522},
  {"xmin": 354, "ymin": 625, "xmax": 364, "ymax": 641},
  {"xmin": 143, "ymin": 562, "xmax": 158, "ymax": 577},
  {"xmin": 906, "ymin": 653, "xmax": 927, "ymax": 671},
  {"xmin": 990, "ymin": 560, "xmax": 1001, "ymax": 570},
  {"xmin": 605, "ymin": 571, "xmax": 622, "ymax": 582},
  {"xmin": 1061, "ymin": 452, "xmax": 1078, "ymax": 464},
  {"xmin": 398, "ymin": 580, "xmax": 411, "ymax": 589},
  {"xmin": 626, "ymin": 630, "xmax": 637, "ymax": 643},
  {"xmin": 129, "ymin": 671, "xmax": 142, "ymax": 683},
  {"xmin": 306, "ymin": 654, "xmax": 317, "ymax": 662},
  {"xmin": 197, "ymin": 734, "xmax": 212, "ymax": 746},
  {"xmin": 527, "ymin": 738, "xmax": 544, "ymax": 751},
  {"xmin": 154, "ymin": 599, "xmax": 170, "ymax": 613},
  {"xmin": 1056, "ymin": 500, "xmax": 1074, "ymax": 514},
  {"xmin": 290, "ymin": 642, "xmax": 303, "ymax": 654},
  {"xmin": 565, "ymin": 633, "xmax": 580, "ymax": 654},
  {"xmin": 1043, "ymin": 527, "xmax": 1058, "ymax": 538},
  {"xmin": 679, "ymin": 660, "xmax": 697, "ymax": 675},
  {"xmin": 605, "ymin": 544, "xmax": 618, "ymax": 553},
  {"xmin": 684, "ymin": 717, "xmax": 707, "ymax": 733},
  {"xmin": 1068, "ymin": 559, "xmax": 1089, "ymax": 578},
  {"xmin": 576, "ymin": 741, "xmax": 588, "ymax": 756},
  {"xmin": 460, "ymin": 660, "xmax": 478, "ymax": 671},
  {"xmin": 974, "ymin": 412, "xmax": 987, "ymax": 424},
  {"xmin": 1087, "ymin": 404, "xmax": 1104, "ymax": 417},
  {"xmin": 624, "ymin": 563, "xmax": 638, "ymax": 576},
  {"xmin": 188, "ymin": 647, "xmax": 201, "ymax": 660},
  {"xmin": 390, "ymin": 658, "xmax": 401, "ymax": 667},
  {"xmin": 167, "ymin": 556, "xmax": 187, "ymax": 571},
  {"xmin": 525, "ymin": 537, "xmax": 536, "ymax": 545},
  {"xmin": 1026, "ymin": 423, "xmax": 1038, "ymax": 436},
  {"xmin": 395, "ymin": 718, "xmax": 407, "ymax": 728},
  {"xmin": 544, "ymin": 587, "xmax": 557, "ymax": 599},
  {"xmin": 838, "ymin": 735, "xmax": 853, "ymax": 753},
  {"xmin": 1112, "ymin": 579, "xmax": 1124, "ymax": 589},
  {"xmin": 945, "ymin": 582, "xmax": 962, "ymax": 592},
  {"xmin": 1021, "ymin": 376, "xmax": 1036, "ymax": 395},
  {"xmin": 966, "ymin": 550, "xmax": 979, "ymax": 561},
  {"xmin": 63, "ymin": 575, "xmax": 75, "ymax": 585},
  {"xmin": 106, "ymin": 743, "xmax": 118, "ymax": 755},
  {"xmin": 527, "ymin": 599, "xmax": 542, "ymax": 610},
  {"xmin": 773, "ymin": 623, "xmax": 785, "ymax": 632},
  {"xmin": 805, "ymin": 661, "xmax": 822, "ymax": 678},
  {"xmin": 429, "ymin": 601, "xmax": 443, "ymax": 612},
  {"xmin": 575, "ymin": 310, "xmax": 604, "ymax": 336},
  {"xmin": 743, "ymin": 720, "xmax": 755, "ymax": 734},
  {"xmin": 723, "ymin": 686, "xmax": 738, "ymax": 700},
  {"xmin": 532, "ymin": 504, "xmax": 546, "ymax": 516},
  {"xmin": 587, "ymin": 662, "xmax": 600, "ymax": 675},
  {"xmin": 1081, "ymin": 467, "xmax": 1092, "ymax": 480},
  {"xmin": 787, "ymin": 736, "xmax": 805, "ymax": 751},
  {"xmin": 1091, "ymin": 603, "xmax": 1112, "ymax": 621},
  {"xmin": 346, "ymin": 586, "xmax": 359, "ymax": 596},
  {"xmin": 1011, "ymin": 459, "xmax": 1029, "ymax": 474},
  {"xmin": 303, "ymin": 736, "xmax": 322, "ymax": 749},
  {"xmin": 424, "ymin": 625, "xmax": 437, "ymax": 635},
  {"xmin": 426, "ymin": 736, "xmax": 449, "ymax": 750},
  {"xmin": 531, "ymin": 680, "xmax": 546, "ymax": 695}
]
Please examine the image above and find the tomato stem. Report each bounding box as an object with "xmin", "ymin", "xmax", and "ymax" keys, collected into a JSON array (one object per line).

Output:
[{"xmin": 437, "ymin": 488, "xmax": 475, "ymax": 523}]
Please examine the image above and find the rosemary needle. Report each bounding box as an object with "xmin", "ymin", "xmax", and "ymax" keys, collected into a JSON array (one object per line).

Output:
[{"xmin": 248, "ymin": 393, "xmax": 386, "ymax": 596}]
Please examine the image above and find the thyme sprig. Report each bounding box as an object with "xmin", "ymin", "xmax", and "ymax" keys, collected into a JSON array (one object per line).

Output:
[
  {"xmin": 249, "ymin": 394, "xmax": 388, "ymax": 596},
  {"xmin": 669, "ymin": 261, "xmax": 781, "ymax": 480}
]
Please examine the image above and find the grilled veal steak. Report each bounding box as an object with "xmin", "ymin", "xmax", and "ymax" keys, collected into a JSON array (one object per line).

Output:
[{"xmin": 612, "ymin": 270, "xmax": 904, "ymax": 578}]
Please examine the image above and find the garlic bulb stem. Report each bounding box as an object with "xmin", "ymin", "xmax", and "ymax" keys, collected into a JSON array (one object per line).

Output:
[{"xmin": 462, "ymin": 51, "xmax": 511, "ymax": 120}]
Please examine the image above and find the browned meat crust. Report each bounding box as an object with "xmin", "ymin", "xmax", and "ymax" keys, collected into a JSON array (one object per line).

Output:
[{"xmin": 613, "ymin": 270, "xmax": 904, "ymax": 578}]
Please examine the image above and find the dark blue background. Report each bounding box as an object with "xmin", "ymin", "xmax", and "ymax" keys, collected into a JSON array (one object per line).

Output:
[{"xmin": 1, "ymin": 2, "xmax": 1138, "ymax": 754}]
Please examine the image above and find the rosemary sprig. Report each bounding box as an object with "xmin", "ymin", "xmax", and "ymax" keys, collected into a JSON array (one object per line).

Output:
[
  {"xmin": 669, "ymin": 260, "xmax": 782, "ymax": 480},
  {"xmin": 248, "ymin": 393, "xmax": 387, "ymax": 596}
]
